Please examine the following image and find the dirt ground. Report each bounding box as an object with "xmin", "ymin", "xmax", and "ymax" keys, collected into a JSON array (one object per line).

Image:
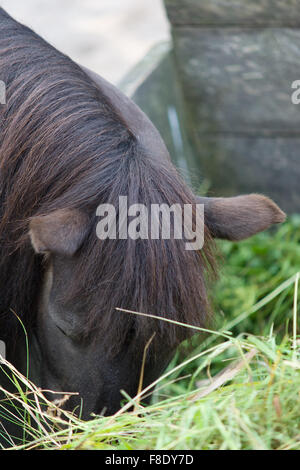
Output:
[{"xmin": 1, "ymin": 0, "xmax": 170, "ymax": 85}]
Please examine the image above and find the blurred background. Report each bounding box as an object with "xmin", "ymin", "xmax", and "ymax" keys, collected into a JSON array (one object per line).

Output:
[{"xmin": 1, "ymin": 0, "xmax": 170, "ymax": 85}]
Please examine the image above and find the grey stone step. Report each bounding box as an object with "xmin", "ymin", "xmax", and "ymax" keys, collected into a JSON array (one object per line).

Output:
[
  {"xmin": 172, "ymin": 27, "xmax": 300, "ymax": 133},
  {"xmin": 194, "ymin": 134, "xmax": 300, "ymax": 213},
  {"xmin": 164, "ymin": 0, "xmax": 300, "ymax": 27}
]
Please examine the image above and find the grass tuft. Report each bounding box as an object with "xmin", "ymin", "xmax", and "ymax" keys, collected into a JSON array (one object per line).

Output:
[{"xmin": 0, "ymin": 217, "xmax": 299, "ymax": 450}]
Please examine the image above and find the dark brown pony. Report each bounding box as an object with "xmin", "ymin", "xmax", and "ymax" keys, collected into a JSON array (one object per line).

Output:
[{"xmin": 0, "ymin": 8, "xmax": 285, "ymax": 444}]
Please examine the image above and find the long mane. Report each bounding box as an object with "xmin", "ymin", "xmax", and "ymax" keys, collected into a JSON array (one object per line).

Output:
[{"xmin": 0, "ymin": 8, "xmax": 216, "ymax": 355}]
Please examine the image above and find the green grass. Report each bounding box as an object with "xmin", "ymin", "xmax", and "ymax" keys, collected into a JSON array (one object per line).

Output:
[{"xmin": 0, "ymin": 216, "xmax": 299, "ymax": 450}]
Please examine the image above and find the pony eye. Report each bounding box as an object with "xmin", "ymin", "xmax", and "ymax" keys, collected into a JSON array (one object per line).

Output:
[
  {"xmin": 53, "ymin": 318, "xmax": 83, "ymax": 342},
  {"xmin": 55, "ymin": 322, "xmax": 68, "ymax": 337},
  {"xmin": 49, "ymin": 304, "xmax": 82, "ymax": 340}
]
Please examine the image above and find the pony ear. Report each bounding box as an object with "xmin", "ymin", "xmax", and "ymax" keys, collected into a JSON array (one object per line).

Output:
[
  {"xmin": 196, "ymin": 194, "xmax": 286, "ymax": 241},
  {"xmin": 29, "ymin": 208, "xmax": 89, "ymax": 256}
]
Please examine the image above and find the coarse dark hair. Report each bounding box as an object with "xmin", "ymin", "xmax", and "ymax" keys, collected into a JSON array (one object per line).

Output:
[{"xmin": 0, "ymin": 8, "xmax": 216, "ymax": 356}]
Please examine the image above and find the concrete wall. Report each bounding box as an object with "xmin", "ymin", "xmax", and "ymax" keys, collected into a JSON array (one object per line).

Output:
[{"xmin": 162, "ymin": 0, "xmax": 300, "ymax": 212}]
